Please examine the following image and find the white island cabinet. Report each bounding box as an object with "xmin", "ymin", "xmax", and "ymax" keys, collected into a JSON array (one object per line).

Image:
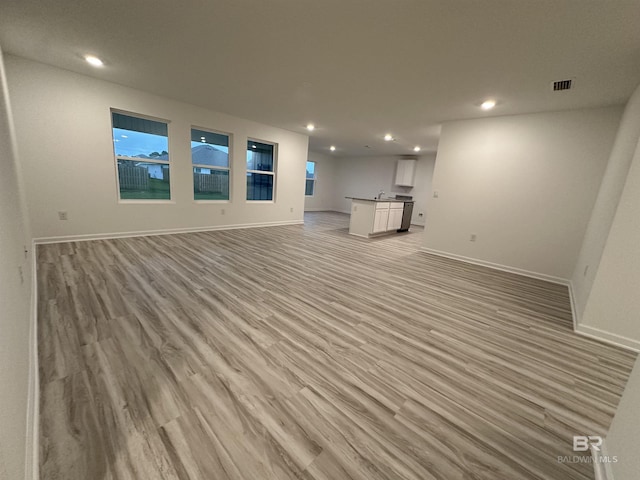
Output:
[
  {"xmin": 347, "ymin": 198, "xmax": 406, "ymax": 237},
  {"xmin": 373, "ymin": 202, "xmax": 390, "ymax": 233}
]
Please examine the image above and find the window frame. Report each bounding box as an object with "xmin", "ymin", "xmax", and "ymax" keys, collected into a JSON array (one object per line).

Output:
[
  {"xmin": 246, "ymin": 138, "xmax": 277, "ymax": 203},
  {"xmin": 305, "ymin": 160, "xmax": 316, "ymax": 197},
  {"xmin": 191, "ymin": 125, "xmax": 233, "ymax": 203},
  {"xmin": 111, "ymin": 109, "xmax": 174, "ymax": 204}
]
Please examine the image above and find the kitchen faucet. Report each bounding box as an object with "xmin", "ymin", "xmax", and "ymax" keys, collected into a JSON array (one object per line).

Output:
[{"xmin": 378, "ymin": 189, "xmax": 385, "ymax": 199}]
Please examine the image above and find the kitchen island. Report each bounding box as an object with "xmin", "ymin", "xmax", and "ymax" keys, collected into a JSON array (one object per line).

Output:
[{"xmin": 346, "ymin": 197, "xmax": 412, "ymax": 238}]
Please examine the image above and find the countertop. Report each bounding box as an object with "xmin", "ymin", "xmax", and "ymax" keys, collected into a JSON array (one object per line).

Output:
[{"xmin": 346, "ymin": 196, "xmax": 410, "ymax": 203}]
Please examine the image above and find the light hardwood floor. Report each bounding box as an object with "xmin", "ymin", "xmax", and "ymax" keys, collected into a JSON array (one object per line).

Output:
[{"xmin": 37, "ymin": 212, "xmax": 636, "ymax": 480}]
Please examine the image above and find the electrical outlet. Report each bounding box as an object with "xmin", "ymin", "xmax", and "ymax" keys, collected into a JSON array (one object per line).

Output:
[
  {"xmin": 290, "ymin": 207, "xmax": 294, "ymax": 213},
  {"xmin": 58, "ymin": 211, "xmax": 68, "ymax": 221},
  {"xmin": 418, "ymin": 212, "xmax": 423, "ymax": 217},
  {"xmin": 220, "ymin": 208, "xmax": 225, "ymax": 215},
  {"xmin": 470, "ymin": 233, "xmax": 477, "ymax": 242},
  {"xmin": 433, "ymin": 191, "xmax": 439, "ymax": 198}
]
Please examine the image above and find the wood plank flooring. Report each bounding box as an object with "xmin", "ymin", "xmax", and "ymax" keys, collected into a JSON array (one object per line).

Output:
[{"xmin": 37, "ymin": 212, "xmax": 637, "ymax": 479}]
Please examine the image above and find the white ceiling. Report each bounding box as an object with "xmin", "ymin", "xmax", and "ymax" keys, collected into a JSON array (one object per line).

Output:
[{"xmin": 1, "ymin": 0, "xmax": 640, "ymax": 156}]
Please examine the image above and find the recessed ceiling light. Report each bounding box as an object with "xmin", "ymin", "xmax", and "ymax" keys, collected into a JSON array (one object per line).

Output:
[
  {"xmin": 413, "ymin": 146, "xmax": 421, "ymax": 152},
  {"xmin": 252, "ymin": 145, "xmax": 257, "ymax": 149},
  {"xmin": 330, "ymin": 146, "xmax": 336, "ymax": 151},
  {"xmin": 84, "ymin": 55, "xmax": 104, "ymax": 67},
  {"xmin": 384, "ymin": 133, "xmax": 394, "ymax": 141},
  {"xmin": 306, "ymin": 123, "xmax": 315, "ymax": 131},
  {"xmin": 481, "ymin": 100, "xmax": 496, "ymax": 110}
]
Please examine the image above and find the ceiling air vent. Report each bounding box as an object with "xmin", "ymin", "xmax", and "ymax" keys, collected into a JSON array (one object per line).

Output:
[{"xmin": 552, "ymin": 79, "xmax": 573, "ymax": 91}]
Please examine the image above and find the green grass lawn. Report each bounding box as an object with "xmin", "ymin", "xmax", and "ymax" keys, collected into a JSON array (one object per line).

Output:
[
  {"xmin": 120, "ymin": 179, "xmax": 230, "ymax": 201},
  {"xmin": 194, "ymin": 191, "xmax": 229, "ymax": 201},
  {"xmin": 120, "ymin": 178, "xmax": 171, "ymax": 200}
]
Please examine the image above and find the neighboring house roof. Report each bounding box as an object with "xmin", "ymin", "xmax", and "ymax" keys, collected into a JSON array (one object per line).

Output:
[
  {"xmin": 191, "ymin": 144, "xmax": 228, "ymax": 167},
  {"xmin": 123, "ymin": 144, "xmax": 227, "ymax": 165},
  {"xmin": 133, "ymin": 153, "xmax": 169, "ymax": 161}
]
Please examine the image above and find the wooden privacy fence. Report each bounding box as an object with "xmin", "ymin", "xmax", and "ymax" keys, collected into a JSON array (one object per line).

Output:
[
  {"xmin": 118, "ymin": 164, "xmax": 149, "ymax": 191},
  {"xmin": 161, "ymin": 165, "xmax": 170, "ymax": 182},
  {"xmin": 194, "ymin": 172, "xmax": 228, "ymax": 195}
]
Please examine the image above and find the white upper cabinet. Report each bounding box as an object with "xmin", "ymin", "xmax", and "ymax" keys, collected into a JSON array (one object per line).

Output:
[{"xmin": 395, "ymin": 159, "xmax": 416, "ymax": 187}]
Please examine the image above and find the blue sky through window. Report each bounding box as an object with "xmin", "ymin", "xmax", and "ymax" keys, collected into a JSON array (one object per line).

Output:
[{"xmin": 306, "ymin": 161, "xmax": 315, "ymax": 179}]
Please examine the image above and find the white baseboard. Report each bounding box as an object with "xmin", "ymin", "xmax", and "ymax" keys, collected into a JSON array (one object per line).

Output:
[
  {"xmin": 419, "ymin": 248, "xmax": 640, "ymax": 352},
  {"xmin": 33, "ymin": 219, "xmax": 304, "ymax": 245},
  {"xmin": 419, "ymin": 247, "xmax": 571, "ymax": 285},
  {"xmin": 575, "ymin": 324, "xmax": 640, "ymax": 352},
  {"xmin": 568, "ymin": 283, "xmax": 639, "ymax": 352},
  {"xmin": 592, "ymin": 440, "xmax": 615, "ymax": 480},
  {"xmin": 24, "ymin": 242, "xmax": 38, "ymax": 480},
  {"xmin": 567, "ymin": 281, "xmax": 578, "ymax": 331},
  {"xmin": 304, "ymin": 208, "xmax": 350, "ymax": 215}
]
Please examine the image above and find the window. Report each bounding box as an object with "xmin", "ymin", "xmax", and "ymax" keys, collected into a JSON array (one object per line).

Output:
[
  {"xmin": 191, "ymin": 128, "xmax": 230, "ymax": 201},
  {"xmin": 305, "ymin": 161, "xmax": 316, "ymax": 196},
  {"xmin": 246, "ymin": 140, "xmax": 276, "ymax": 201},
  {"xmin": 112, "ymin": 112, "xmax": 170, "ymax": 200}
]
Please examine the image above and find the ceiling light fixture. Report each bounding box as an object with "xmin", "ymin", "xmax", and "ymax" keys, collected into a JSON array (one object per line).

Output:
[
  {"xmin": 84, "ymin": 55, "xmax": 104, "ymax": 67},
  {"xmin": 481, "ymin": 99, "xmax": 496, "ymax": 110},
  {"xmin": 306, "ymin": 123, "xmax": 315, "ymax": 131},
  {"xmin": 252, "ymin": 145, "xmax": 257, "ymax": 149},
  {"xmin": 330, "ymin": 146, "xmax": 336, "ymax": 151},
  {"xmin": 413, "ymin": 146, "xmax": 421, "ymax": 152},
  {"xmin": 384, "ymin": 133, "xmax": 394, "ymax": 141}
]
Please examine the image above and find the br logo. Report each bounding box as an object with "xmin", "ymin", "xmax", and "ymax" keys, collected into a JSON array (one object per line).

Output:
[{"xmin": 573, "ymin": 435, "xmax": 603, "ymax": 452}]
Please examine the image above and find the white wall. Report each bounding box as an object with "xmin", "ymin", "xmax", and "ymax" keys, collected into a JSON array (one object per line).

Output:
[
  {"xmin": 571, "ymin": 85, "xmax": 640, "ymax": 322},
  {"xmin": 606, "ymin": 358, "xmax": 640, "ymax": 480},
  {"xmin": 423, "ymin": 107, "xmax": 622, "ymax": 281},
  {"xmin": 580, "ymin": 135, "xmax": 640, "ymax": 345},
  {"xmin": 332, "ymin": 154, "xmax": 436, "ymax": 225},
  {"xmin": 410, "ymin": 155, "xmax": 436, "ymax": 226},
  {"xmin": 571, "ymin": 86, "xmax": 640, "ymax": 479},
  {"xmin": 582, "ymin": 134, "xmax": 640, "ymax": 476},
  {"xmin": 5, "ymin": 55, "xmax": 309, "ymax": 241},
  {"xmin": 304, "ymin": 151, "xmax": 337, "ymax": 211},
  {"xmin": 0, "ymin": 47, "xmax": 34, "ymax": 480}
]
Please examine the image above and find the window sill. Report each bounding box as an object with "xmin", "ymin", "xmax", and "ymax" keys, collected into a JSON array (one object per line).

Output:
[
  {"xmin": 193, "ymin": 200, "xmax": 230, "ymax": 204},
  {"xmin": 118, "ymin": 199, "xmax": 176, "ymax": 205},
  {"xmin": 246, "ymin": 200, "xmax": 275, "ymax": 204}
]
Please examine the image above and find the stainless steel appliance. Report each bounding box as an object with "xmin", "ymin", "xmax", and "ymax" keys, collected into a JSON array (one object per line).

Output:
[{"xmin": 395, "ymin": 195, "xmax": 414, "ymax": 232}]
